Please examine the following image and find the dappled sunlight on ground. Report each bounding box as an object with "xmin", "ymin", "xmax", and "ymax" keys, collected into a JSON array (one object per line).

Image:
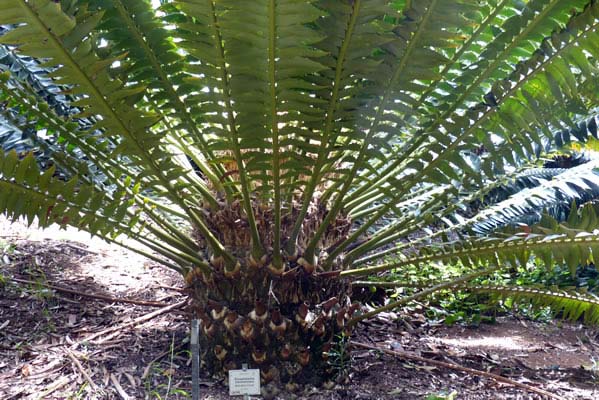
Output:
[
  {"xmin": 432, "ymin": 335, "xmax": 532, "ymax": 351},
  {"xmin": 427, "ymin": 318, "xmax": 596, "ymax": 371},
  {"xmin": 1, "ymin": 215, "xmax": 168, "ymax": 294}
]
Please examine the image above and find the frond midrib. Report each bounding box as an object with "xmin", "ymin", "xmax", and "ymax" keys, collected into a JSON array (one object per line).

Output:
[
  {"xmin": 287, "ymin": 0, "xmax": 362, "ymax": 255},
  {"xmin": 206, "ymin": 0, "xmax": 263, "ymax": 257},
  {"xmin": 112, "ymin": 0, "xmax": 227, "ymax": 194},
  {"xmin": 308, "ymin": 0, "xmax": 440, "ymax": 261},
  {"xmin": 268, "ymin": 0, "xmax": 282, "ymax": 264}
]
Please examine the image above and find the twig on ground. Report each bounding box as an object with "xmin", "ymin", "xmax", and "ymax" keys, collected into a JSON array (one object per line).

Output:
[
  {"xmin": 8, "ymin": 276, "xmax": 171, "ymax": 307},
  {"xmin": 350, "ymin": 341, "xmax": 562, "ymax": 400},
  {"xmin": 155, "ymin": 284, "xmax": 186, "ymax": 293},
  {"xmin": 73, "ymin": 300, "xmax": 187, "ymax": 347},
  {"xmin": 35, "ymin": 375, "xmax": 71, "ymax": 400},
  {"xmin": 65, "ymin": 349, "xmax": 98, "ymax": 391},
  {"xmin": 25, "ymin": 358, "xmax": 65, "ymax": 380},
  {"xmin": 62, "ymin": 242, "xmax": 100, "ymax": 255},
  {"xmin": 110, "ymin": 374, "xmax": 131, "ymax": 400}
]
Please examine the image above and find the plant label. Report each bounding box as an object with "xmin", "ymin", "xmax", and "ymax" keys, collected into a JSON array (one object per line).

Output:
[{"xmin": 228, "ymin": 368, "xmax": 260, "ymax": 396}]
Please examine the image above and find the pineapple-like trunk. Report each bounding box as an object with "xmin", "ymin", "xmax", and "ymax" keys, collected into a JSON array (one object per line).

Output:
[
  {"xmin": 186, "ymin": 264, "xmax": 356, "ymax": 391},
  {"xmin": 187, "ymin": 198, "xmax": 355, "ymax": 391}
]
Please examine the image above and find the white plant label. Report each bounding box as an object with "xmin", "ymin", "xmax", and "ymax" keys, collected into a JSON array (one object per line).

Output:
[{"xmin": 229, "ymin": 368, "xmax": 261, "ymax": 396}]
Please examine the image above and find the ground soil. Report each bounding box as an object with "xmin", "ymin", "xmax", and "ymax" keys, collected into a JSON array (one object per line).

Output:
[{"xmin": 1, "ymin": 216, "xmax": 599, "ymax": 399}]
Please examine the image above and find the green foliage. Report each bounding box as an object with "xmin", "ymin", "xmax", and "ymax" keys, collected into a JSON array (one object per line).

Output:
[
  {"xmin": 323, "ymin": 332, "xmax": 352, "ymax": 379},
  {"xmin": 469, "ymin": 154, "xmax": 599, "ymax": 234},
  {"xmin": 360, "ymin": 247, "xmax": 599, "ymax": 326},
  {"xmin": 425, "ymin": 391, "xmax": 458, "ymax": 400},
  {"xmin": 467, "ymin": 284, "xmax": 599, "ymax": 323}
]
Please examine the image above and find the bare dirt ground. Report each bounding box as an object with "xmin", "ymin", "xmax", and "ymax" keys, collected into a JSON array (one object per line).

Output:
[{"xmin": 1, "ymin": 216, "xmax": 599, "ymax": 399}]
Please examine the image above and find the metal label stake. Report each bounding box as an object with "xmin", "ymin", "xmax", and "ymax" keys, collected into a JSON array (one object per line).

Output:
[
  {"xmin": 191, "ymin": 319, "xmax": 200, "ymax": 400},
  {"xmin": 242, "ymin": 363, "xmax": 249, "ymax": 400}
]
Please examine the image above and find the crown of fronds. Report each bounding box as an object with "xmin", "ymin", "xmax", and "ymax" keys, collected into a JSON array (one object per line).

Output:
[{"xmin": 2, "ymin": 1, "xmax": 599, "ymax": 322}]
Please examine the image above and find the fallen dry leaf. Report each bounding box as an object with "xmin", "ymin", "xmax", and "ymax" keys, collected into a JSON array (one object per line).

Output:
[{"xmin": 21, "ymin": 364, "xmax": 31, "ymax": 377}]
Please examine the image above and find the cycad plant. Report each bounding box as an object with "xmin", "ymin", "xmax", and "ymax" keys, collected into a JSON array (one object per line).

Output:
[{"xmin": 3, "ymin": 0, "xmax": 599, "ymax": 391}]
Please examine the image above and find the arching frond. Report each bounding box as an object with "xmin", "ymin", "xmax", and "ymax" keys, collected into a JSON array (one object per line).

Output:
[
  {"xmin": 471, "ymin": 158, "xmax": 599, "ymax": 234},
  {"xmin": 466, "ymin": 284, "xmax": 599, "ymax": 325}
]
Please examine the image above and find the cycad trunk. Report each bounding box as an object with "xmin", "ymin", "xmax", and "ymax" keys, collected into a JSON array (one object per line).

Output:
[{"xmin": 185, "ymin": 200, "xmax": 357, "ymax": 391}]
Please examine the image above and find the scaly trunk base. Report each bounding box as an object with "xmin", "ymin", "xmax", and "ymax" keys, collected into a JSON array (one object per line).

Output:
[
  {"xmin": 187, "ymin": 198, "xmax": 356, "ymax": 394},
  {"xmin": 186, "ymin": 269, "xmax": 357, "ymax": 393}
]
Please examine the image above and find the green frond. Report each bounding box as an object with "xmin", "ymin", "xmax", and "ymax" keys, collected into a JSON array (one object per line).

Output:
[
  {"xmin": 352, "ymin": 279, "xmax": 599, "ymax": 326},
  {"xmin": 0, "ymin": 69, "xmax": 212, "ymax": 271},
  {"xmin": 0, "ymin": 1, "xmax": 212, "ymax": 210},
  {"xmin": 343, "ymin": 199, "xmax": 599, "ymax": 276},
  {"xmin": 344, "ymin": 0, "xmax": 584, "ymax": 204},
  {"xmin": 88, "ymin": 0, "xmax": 227, "ymax": 192},
  {"xmin": 466, "ymin": 284, "xmax": 599, "ymax": 325},
  {"xmin": 349, "ymin": 264, "xmax": 502, "ymax": 325},
  {"xmin": 370, "ymin": 0, "xmax": 595, "ymax": 193},
  {"xmin": 479, "ymin": 167, "xmax": 573, "ymax": 204},
  {"xmin": 471, "ymin": 159, "xmax": 599, "ymax": 234},
  {"xmin": 327, "ymin": 2, "xmax": 599, "ymax": 264},
  {"xmin": 0, "ymin": 1, "xmax": 235, "ymax": 264},
  {"xmin": 351, "ymin": 159, "xmax": 599, "ymax": 267},
  {"xmin": 300, "ymin": 0, "xmax": 472, "ymax": 259},
  {"xmin": 1, "ymin": 34, "xmax": 93, "ymax": 176},
  {"xmin": 0, "ymin": 148, "xmax": 210, "ymax": 271},
  {"xmin": 287, "ymin": 0, "xmax": 398, "ymax": 254},
  {"xmin": 0, "ymin": 151, "xmax": 130, "ymax": 237}
]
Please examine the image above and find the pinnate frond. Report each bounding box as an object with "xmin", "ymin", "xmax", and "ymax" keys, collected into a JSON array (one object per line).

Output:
[{"xmin": 467, "ymin": 284, "xmax": 599, "ymax": 325}]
